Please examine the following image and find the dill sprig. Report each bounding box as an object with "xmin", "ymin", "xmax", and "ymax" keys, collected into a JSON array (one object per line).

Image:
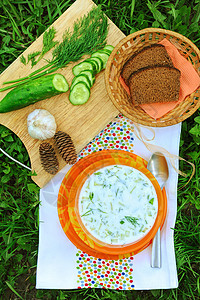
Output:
[
  {"xmin": 28, "ymin": 51, "xmax": 41, "ymax": 66},
  {"xmin": 20, "ymin": 55, "xmax": 26, "ymax": 65},
  {"xmin": 52, "ymin": 6, "xmax": 108, "ymax": 65},
  {"xmin": 81, "ymin": 208, "xmax": 93, "ymax": 217},
  {"xmin": 35, "ymin": 27, "xmax": 58, "ymax": 64},
  {"xmin": 1, "ymin": 6, "xmax": 108, "ymax": 92},
  {"xmin": 124, "ymin": 216, "xmax": 139, "ymax": 226},
  {"xmin": 18, "ymin": 27, "xmax": 58, "ymax": 69}
]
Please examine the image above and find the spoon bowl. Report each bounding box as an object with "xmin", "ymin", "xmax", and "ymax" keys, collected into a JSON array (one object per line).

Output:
[
  {"xmin": 147, "ymin": 152, "xmax": 169, "ymax": 189},
  {"xmin": 147, "ymin": 152, "xmax": 169, "ymax": 268}
]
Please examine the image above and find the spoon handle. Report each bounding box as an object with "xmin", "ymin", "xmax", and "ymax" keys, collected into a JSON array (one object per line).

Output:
[{"xmin": 151, "ymin": 227, "xmax": 161, "ymax": 268}]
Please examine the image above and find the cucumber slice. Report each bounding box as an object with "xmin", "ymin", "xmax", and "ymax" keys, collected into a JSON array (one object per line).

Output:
[
  {"xmin": 104, "ymin": 45, "xmax": 114, "ymax": 53},
  {"xmin": 71, "ymin": 74, "xmax": 91, "ymax": 90},
  {"xmin": 53, "ymin": 74, "xmax": 69, "ymax": 92},
  {"xmin": 100, "ymin": 49, "xmax": 112, "ymax": 56},
  {"xmin": 91, "ymin": 50, "xmax": 110, "ymax": 69},
  {"xmin": 79, "ymin": 70, "xmax": 95, "ymax": 87},
  {"xmin": 69, "ymin": 82, "xmax": 90, "ymax": 105},
  {"xmin": 72, "ymin": 61, "xmax": 95, "ymax": 76},
  {"xmin": 84, "ymin": 59, "xmax": 99, "ymax": 75},
  {"xmin": 87, "ymin": 57, "xmax": 103, "ymax": 73}
]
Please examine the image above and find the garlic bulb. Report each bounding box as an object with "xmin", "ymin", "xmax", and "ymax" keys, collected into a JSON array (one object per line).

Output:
[{"xmin": 27, "ymin": 109, "xmax": 57, "ymax": 140}]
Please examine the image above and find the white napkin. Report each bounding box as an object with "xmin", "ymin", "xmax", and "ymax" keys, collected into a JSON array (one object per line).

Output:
[{"xmin": 36, "ymin": 115, "xmax": 181, "ymax": 290}]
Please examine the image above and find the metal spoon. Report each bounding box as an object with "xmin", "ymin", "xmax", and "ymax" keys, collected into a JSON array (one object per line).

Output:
[{"xmin": 147, "ymin": 152, "xmax": 169, "ymax": 268}]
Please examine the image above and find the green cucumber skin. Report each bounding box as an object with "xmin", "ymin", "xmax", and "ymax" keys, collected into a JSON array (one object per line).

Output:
[{"xmin": 0, "ymin": 74, "xmax": 67, "ymax": 113}]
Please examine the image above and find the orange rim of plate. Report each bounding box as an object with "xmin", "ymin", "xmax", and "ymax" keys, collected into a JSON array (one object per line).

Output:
[{"xmin": 57, "ymin": 150, "xmax": 167, "ymax": 259}]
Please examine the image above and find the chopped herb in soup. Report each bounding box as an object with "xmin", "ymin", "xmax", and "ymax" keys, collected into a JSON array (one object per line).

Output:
[{"xmin": 79, "ymin": 165, "xmax": 158, "ymax": 245}]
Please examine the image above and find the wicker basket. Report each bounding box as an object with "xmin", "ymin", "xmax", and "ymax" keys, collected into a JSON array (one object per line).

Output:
[{"xmin": 105, "ymin": 28, "xmax": 200, "ymax": 127}]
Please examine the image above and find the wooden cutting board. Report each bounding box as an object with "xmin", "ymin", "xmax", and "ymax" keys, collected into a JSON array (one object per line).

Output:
[{"xmin": 0, "ymin": 0, "xmax": 125, "ymax": 188}]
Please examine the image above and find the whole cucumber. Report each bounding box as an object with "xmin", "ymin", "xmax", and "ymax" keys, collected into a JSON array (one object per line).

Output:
[{"xmin": 0, "ymin": 73, "xmax": 69, "ymax": 113}]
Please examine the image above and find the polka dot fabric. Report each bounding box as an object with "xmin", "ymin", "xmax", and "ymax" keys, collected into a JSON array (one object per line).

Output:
[
  {"xmin": 76, "ymin": 114, "xmax": 135, "ymax": 290},
  {"xmin": 78, "ymin": 114, "xmax": 135, "ymax": 158},
  {"xmin": 76, "ymin": 251, "xmax": 135, "ymax": 290}
]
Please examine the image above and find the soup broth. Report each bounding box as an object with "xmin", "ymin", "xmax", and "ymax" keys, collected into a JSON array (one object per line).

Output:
[{"xmin": 79, "ymin": 165, "xmax": 158, "ymax": 245}]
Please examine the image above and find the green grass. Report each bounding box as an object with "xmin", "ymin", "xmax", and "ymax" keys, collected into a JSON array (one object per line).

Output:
[{"xmin": 0, "ymin": 0, "xmax": 200, "ymax": 299}]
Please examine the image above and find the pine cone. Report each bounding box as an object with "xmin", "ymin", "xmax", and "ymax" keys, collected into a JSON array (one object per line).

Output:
[
  {"xmin": 39, "ymin": 142, "xmax": 59, "ymax": 175},
  {"xmin": 54, "ymin": 131, "xmax": 77, "ymax": 164}
]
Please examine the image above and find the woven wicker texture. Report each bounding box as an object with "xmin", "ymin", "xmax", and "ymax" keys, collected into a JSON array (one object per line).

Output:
[{"xmin": 105, "ymin": 28, "xmax": 200, "ymax": 127}]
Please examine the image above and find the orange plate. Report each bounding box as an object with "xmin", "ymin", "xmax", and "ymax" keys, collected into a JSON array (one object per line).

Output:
[{"xmin": 57, "ymin": 150, "xmax": 167, "ymax": 259}]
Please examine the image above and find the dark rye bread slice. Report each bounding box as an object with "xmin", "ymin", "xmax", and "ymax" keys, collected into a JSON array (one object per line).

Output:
[
  {"xmin": 121, "ymin": 44, "xmax": 174, "ymax": 85},
  {"xmin": 128, "ymin": 65, "xmax": 181, "ymax": 105}
]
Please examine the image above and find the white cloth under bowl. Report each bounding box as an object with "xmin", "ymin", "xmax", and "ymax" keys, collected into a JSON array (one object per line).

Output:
[{"xmin": 36, "ymin": 115, "xmax": 181, "ymax": 290}]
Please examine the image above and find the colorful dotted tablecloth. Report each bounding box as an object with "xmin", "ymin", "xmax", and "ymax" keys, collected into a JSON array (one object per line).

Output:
[
  {"xmin": 76, "ymin": 251, "xmax": 134, "ymax": 290},
  {"xmin": 79, "ymin": 114, "xmax": 134, "ymax": 155},
  {"xmin": 76, "ymin": 114, "xmax": 136, "ymax": 290}
]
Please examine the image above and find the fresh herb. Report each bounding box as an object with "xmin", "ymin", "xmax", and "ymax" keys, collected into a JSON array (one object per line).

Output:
[
  {"xmin": 97, "ymin": 208, "xmax": 107, "ymax": 214},
  {"xmin": 115, "ymin": 188, "xmax": 119, "ymax": 196},
  {"xmin": 89, "ymin": 192, "xmax": 94, "ymax": 201},
  {"xmin": 27, "ymin": 52, "xmax": 41, "ymax": 63},
  {"xmin": 149, "ymin": 197, "xmax": 154, "ymax": 205},
  {"xmin": 120, "ymin": 220, "xmax": 125, "ymax": 224},
  {"xmin": 139, "ymin": 225, "xmax": 145, "ymax": 233},
  {"xmin": 124, "ymin": 216, "xmax": 139, "ymax": 226},
  {"xmin": 105, "ymin": 169, "xmax": 111, "ymax": 174},
  {"xmin": 110, "ymin": 202, "xmax": 113, "ymax": 210},
  {"xmin": 1, "ymin": 6, "xmax": 108, "ymax": 92},
  {"xmin": 27, "ymin": 51, "xmax": 41, "ymax": 67},
  {"xmin": 107, "ymin": 230, "xmax": 114, "ymax": 236},
  {"xmin": 20, "ymin": 55, "xmax": 26, "ymax": 65},
  {"xmin": 81, "ymin": 208, "xmax": 93, "ymax": 217},
  {"xmin": 36, "ymin": 27, "xmax": 58, "ymax": 63},
  {"xmin": 21, "ymin": 27, "xmax": 58, "ymax": 68},
  {"xmin": 94, "ymin": 172, "xmax": 102, "ymax": 175},
  {"xmin": 130, "ymin": 186, "xmax": 136, "ymax": 193}
]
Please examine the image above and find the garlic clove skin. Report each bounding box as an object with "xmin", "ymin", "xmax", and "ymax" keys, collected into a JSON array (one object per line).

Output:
[{"xmin": 27, "ymin": 109, "xmax": 57, "ymax": 140}]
